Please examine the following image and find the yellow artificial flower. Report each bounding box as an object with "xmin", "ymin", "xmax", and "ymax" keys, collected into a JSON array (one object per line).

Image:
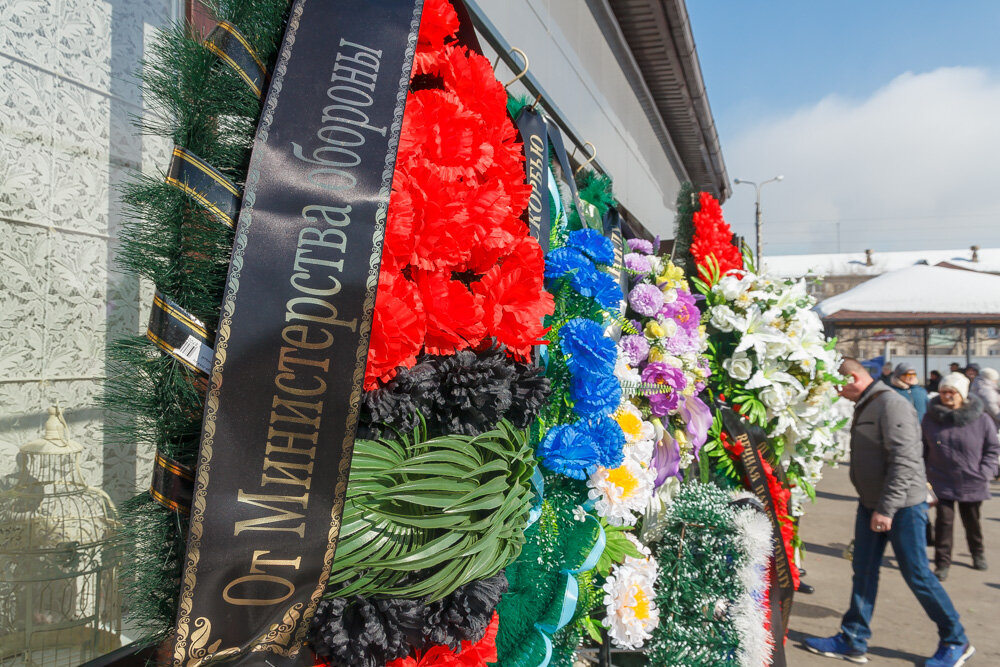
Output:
[{"xmin": 645, "ymin": 321, "xmax": 665, "ymax": 339}]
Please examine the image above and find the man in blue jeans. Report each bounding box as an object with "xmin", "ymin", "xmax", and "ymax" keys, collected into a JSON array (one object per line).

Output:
[{"xmin": 804, "ymin": 358, "xmax": 974, "ymax": 666}]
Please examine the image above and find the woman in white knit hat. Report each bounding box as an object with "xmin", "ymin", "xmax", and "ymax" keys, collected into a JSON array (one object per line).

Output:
[{"xmin": 922, "ymin": 372, "xmax": 1000, "ymax": 580}]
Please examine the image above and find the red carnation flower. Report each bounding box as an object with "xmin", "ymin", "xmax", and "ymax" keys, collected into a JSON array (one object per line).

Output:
[
  {"xmin": 412, "ymin": 269, "xmax": 487, "ymax": 355},
  {"xmin": 367, "ymin": 0, "xmax": 552, "ymax": 388},
  {"xmin": 366, "ymin": 267, "xmax": 426, "ymax": 390},
  {"xmin": 417, "ymin": 0, "xmax": 459, "ymax": 50},
  {"xmin": 690, "ymin": 191, "xmax": 743, "ymax": 278},
  {"xmin": 399, "ymin": 89, "xmax": 497, "ymax": 182},
  {"xmin": 473, "ymin": 238, "xmax": 553, "ymax": 359},
  {"xmin": 435, "ymin": 45, "xmax": 510, "ymax": 123}
]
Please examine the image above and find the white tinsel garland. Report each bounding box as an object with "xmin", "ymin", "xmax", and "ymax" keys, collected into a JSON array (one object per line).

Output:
[{"xmin": 730, "ymin": 491, "xmax": 775, "ymax": 667}]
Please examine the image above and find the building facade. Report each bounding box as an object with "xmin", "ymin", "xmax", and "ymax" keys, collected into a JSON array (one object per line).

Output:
[{"xmin": 1, "ymin": 0, "xmax": 178, "ymax": 502}]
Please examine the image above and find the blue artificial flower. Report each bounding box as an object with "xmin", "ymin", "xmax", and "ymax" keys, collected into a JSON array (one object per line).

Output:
[
  {"xmin": 570, "ymin": 266, "xmax": 623, "ymax": 309},
  {"xmin": 570, "ymin": 373, "xmax": 622, "ymax": 417},
  {"xmin": 567, "ymin": 229, "xmax": 615, "ymax": 266},
  {"xmin": 585, "ymin": 415, "xmax": 626, "ymax": 469},
  {"xmin": 536, "ymin": 423, "xmax": 600, "ymax": 480},
  {"xmin": 560, "ymin": 318, "xmax": 617, "ymax": 376},
  {"xmin": 544, "ymin": 246, "xmax": 590, "ymax": 280}
]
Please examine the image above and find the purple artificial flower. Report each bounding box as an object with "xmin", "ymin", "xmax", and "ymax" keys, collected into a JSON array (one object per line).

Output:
[
  {"xmin": 640, "ymin": 362, "xmax": 686, "ymax": 416},
  {"xmin": 664, "ymin": 326, "xmax": 698, "ymax": 356},
  {"xmin": 619, "ymin": 334, "xmax": 650, "ymax": 366},
  {"xmin": 624, "ymin": 252, "xmax": 652, "ymax": 275},
  {"xmin": 679, "ymin": 394, "xmax": 712, "ymax": 456},
  {"xmin": 626, "ymin": 238, "xmax": 654, "ymax": 255},
  {"xmin": 651, "ymin": 430, "xmax": 681, "ymax": 486},
  {"xmin": 628, "ymin": 283, "xmax": 664, "ymax": 317},
  {"xmin": 658, "ymin": 289, "xmax": 700, "ymax": 336}
]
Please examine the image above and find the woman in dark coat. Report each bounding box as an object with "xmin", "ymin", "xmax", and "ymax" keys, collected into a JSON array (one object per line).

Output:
[{"xmin": 922, "ymin": 372, "xmax": 1000, "ymax": 580}]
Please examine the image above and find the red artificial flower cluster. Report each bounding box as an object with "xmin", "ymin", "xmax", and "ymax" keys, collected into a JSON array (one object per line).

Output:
[
  {"xmin": 721, "ymin": 433, "xmax": 801, "ymax": 590},
  {"xmin": 365, "ymin": 0, "xmax": 553, "ymax": 390},
  {"xmin": 386, "ymin": 612, "xmax": 500, "ymax": 667},
  {"xmin": 689, "ymin": 191, "xmax": 743, "ymax": 279}
]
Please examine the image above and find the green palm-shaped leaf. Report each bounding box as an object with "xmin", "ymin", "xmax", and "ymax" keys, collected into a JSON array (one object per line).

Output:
[{"xmin": 326, "ymin": 419, "xmax": 537, "ymax": 601}]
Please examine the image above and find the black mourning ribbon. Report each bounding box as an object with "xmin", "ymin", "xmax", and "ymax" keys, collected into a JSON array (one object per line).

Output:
[
  {"xmin": 145, "ymin": 288, "xmax": 215, "ymax": 377},
  {"xmin": 165, "ymin": 146, "xmax": 242, "ymax": 229},
  {"xmin": 150, "ymin": 450, "xmax": 195, "ymax": 515},
  {"xmin": 204, "ymin": 20, "xmax": 269, "ymax": 97}
]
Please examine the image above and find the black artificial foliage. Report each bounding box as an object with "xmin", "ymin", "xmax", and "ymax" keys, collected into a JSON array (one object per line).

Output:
[
  {"xmin": 362, "ymin": 345, "xmax": 550, "ymax": 438},
  {"xmin": 310, "ymin": 596, "xmax": 423, "ymax": 667},
  {"xmin": 508, "ymin": 361, "xmax": 550, "ymax": 429},
  {"xmin": 309, "ymin": 572, "xmax": 508, "ymax": 665},
  {"xmin": 420, "ymin": 570, "xmax": 509, "ymax": 650}
]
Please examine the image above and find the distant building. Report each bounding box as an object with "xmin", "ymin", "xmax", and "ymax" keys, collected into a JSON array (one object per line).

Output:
[{"xmin": 764, "ymin": 247, "xmax": 1000, "ymax": 365}]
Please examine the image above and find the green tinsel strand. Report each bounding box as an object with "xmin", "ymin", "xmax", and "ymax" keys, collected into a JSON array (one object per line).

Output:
[
  {"xmin": 575, "ymin": 169, "xmax": 616, "ymax": 218},
  {"xmin": 646, "ymin": 483, "xmax": 744, "ymax": 667},
  {"xmin": 550, "ymin": 623, "xmax": 584, "ymax": 667},
  {"xmin": 104, "ymin": 0, "xmax": 290, "ymax": 643},
  {"xmin": 495, "ymin": 475, "xmax": 598, "ymax": 666}
]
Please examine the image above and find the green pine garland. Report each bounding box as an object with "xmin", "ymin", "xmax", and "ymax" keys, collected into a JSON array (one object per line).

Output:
[
  {"xmin": 104, "ymin": 0, "xmax": 290, "ymax": 642},
  {"xmin": 671, "ymin": 181, "xmax": 699, "ymax": 280},
  {"xmin": 646, "ymin": 484, "xmax": 750, "ymax": 666}
]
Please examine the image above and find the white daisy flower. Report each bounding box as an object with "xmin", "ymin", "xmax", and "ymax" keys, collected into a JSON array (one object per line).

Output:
[
  {"xmin": 587, "ymin": 450, "xmax": 657, "ymax": 527},
  {"xmin": 603, "ymin": 555, "xmax": 660, "ymax": 649}
]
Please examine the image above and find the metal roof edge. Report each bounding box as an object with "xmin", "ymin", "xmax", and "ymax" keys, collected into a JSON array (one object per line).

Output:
[
  {"xmin": 602, "ymin": 0, "xmax": 730, "ymax": 201},
  {"xmin": 584, "ymin": 0, "xmax": 691, "ymax": 185},
  {"xmin": 661, "ymin": 0, "xmax": 730, "ymax": 201}
]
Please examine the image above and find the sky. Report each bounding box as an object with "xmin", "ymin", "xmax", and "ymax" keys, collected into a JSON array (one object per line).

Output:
[{"xmin": 685, "ymin": 1, "xmax": 1000, "ymax": 256}]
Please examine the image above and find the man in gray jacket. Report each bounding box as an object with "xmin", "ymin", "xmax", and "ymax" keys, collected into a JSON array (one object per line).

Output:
[{"xmin": 804, "ymin": 358, "xmax": 974, "ymax": 667}]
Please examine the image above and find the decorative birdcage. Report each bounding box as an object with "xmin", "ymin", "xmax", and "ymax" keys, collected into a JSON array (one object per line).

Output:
[{"xmin": 0, "ymin": 407, "xmax": 122, "ymax": 666}]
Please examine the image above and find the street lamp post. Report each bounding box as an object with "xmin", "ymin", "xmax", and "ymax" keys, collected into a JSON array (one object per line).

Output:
[{"xmin": 733, "ymin": 175, "xmax": 783, "ymax": 267}]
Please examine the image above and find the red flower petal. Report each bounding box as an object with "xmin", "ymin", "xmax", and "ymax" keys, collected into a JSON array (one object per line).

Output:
[
  {"xmin": 366, "ymin": 268, "xmax": 426, "ymax": 390},
  {"xmin": 417, "ymin": 0, "xmax": 459, "ymax": 50},
  {"xmin": 412, "ymin": 269, "xmax": 486, "ymax": 355}
]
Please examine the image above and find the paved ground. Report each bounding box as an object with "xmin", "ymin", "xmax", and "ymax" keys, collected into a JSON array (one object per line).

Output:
[{"xmin": 786, "ymin": 464, "xmax": 1000, "ymax": 666}]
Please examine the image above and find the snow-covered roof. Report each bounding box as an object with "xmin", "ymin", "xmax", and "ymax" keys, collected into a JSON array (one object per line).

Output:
[
  {"xmin": 762, "ymin": 248, "xmax": 1000, "ymax": 279},
  {"xmin": 816, "ymin": 265, "xmax": 1000, "ymax": 321}
]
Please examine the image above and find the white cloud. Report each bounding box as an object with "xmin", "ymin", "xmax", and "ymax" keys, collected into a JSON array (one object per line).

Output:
[{"xmin": 722, "ymin": 67, "xmax": 1000, "ymax": 256}]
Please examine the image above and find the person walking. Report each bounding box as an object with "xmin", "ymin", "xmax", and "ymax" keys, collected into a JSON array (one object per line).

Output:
[
  {"xmin": 884, "ymin": 362, "xmax": 930, "ymax": 421},
  {"xmin": 804, "ymin": 358, "xmax": 974, "ymax": 667},
  {"xmin": 970, "ymin": 367, "xmax": 1000, "ymax": 426},
  {"xmin": 922, "ymin": 372, "xmax": 1000, "ymax": 581}
]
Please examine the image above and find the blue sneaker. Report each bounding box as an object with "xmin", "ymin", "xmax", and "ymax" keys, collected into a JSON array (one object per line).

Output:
[
  {"xmin": 925, "ymin": 642, "xmax": 975, "ymax": 667},
  {"xmin": 803, "ymin": 634, "xmax": 869, "ymax": 663}
]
